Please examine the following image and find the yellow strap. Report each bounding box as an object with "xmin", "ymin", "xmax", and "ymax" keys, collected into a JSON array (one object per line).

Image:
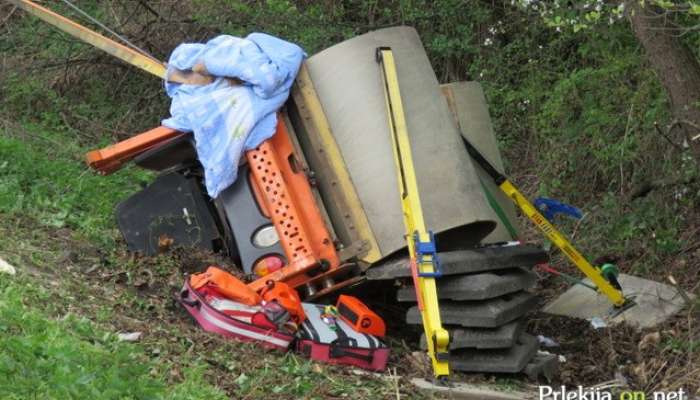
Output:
[{"xmin": 377, "ymin": 48, "xmax": 450, "ymax": 378}]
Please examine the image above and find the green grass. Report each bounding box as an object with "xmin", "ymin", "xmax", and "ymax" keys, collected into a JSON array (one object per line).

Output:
[
  {"xmin": 0, "ymin": 124, "xmax": 233, "ymax": 399},
  {"xmin": 0, "ymin": 122, "xmax": 401, "ymax": 399},
  {"xmin": 0, "ymin": 277, "xmax": 227, "ymax": 400},
  {"xmin": 0, "ymin": 128, "xmax": 151, "ymax": 248}
]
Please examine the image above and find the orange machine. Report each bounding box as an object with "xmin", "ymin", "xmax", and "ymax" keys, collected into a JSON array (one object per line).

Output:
[
  {"xmin": 244, "ymin": 118, "xmax": 340, "ymax": 292},
  {"xmin": 85, "ymin": 115, "xmax": 361, "ymax": 299},
  {"xmin": 2, "ymin": 0, "xmax": 371, "ymax": 301},
  {"xmin": 86, "ymin": 126, "xmax": 184, "ymax": 174}
]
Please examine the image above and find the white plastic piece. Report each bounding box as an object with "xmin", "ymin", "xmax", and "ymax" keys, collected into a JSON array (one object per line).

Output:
[
  {"xmin": 0, "ymin": 258, "xmax": 16, "ymax": 275},
  {"xmin": 117, "ymin": 332, "xmax": 143, "ymax": 342},
  {"xmin": 537, "ymin": 335, "xmax": 560, "ymax": 347},
  {"xmin": 589, "ymin": 317, "xmax": 607, "ymax": 329}
]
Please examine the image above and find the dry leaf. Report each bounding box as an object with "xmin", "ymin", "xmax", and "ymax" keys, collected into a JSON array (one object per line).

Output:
[
  {"xmin": 158, "ymin": 235, "xmax": 174, "ymax": 253},
  {"xmin": 638, "ymin": 332, "xmax": 661, "ymax": 351}
]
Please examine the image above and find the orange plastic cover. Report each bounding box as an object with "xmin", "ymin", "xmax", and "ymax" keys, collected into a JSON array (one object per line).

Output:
[
  {"xmin": 190, "ymin": 266, "xmax": 262, "ymax": 306},
  {"xmin": 336, "ymin": 294, "xmax": 386, "ymax": 337},
  {"xmin": 261, "ymin": 281, "xmax": 306, "ymax": 323},
  {"xmin": 247, "ymin": 117, "xmax": 340, "ymax": 292}
]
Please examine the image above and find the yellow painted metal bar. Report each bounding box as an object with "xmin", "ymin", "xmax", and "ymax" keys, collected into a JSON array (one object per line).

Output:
[
  {"xmin": 377, "ymin": 48, "xmax": 450, "ymax": 378},
  {"xmin": 293, "ymin": 64, "xmax": 382, "ymax": 264},
  {"xmin": 499, "ymin": 180, "xmax": 626, "ymax": 306}
]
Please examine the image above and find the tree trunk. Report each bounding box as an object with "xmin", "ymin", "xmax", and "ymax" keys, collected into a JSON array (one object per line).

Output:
[{"xmin": 627, "ymin": 1, "xmax": 700, "ymax": 156}]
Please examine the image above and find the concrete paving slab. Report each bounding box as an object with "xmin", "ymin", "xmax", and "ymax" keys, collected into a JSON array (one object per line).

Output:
[
  {"xmin": 411, "ymin": 378, "xmax": 534, "ymax": 400},
  {"xmin": 524, "ymin": 352, "xmax": 559, "ymax": 382},
  {"xmin": 542, "ymin": 274, "xmax": 694, "ymax": 329},
  {"xmin": 397, "ymin": 268, "xmax": 537, "ymax": 302},
  {"xmin": 366, "ymin": 244, "xmax": 547, "ymax": 280},
  {"xmin": 420, "ymin": 320, "xmax": 525, "ymax": 350},
  {"xmin": 406, "ymin": 291, "xmax": 538, "ymax": 327},
  {"xmin": 449, "ymin": 333, "xmax": 539, "ymax": 373}
]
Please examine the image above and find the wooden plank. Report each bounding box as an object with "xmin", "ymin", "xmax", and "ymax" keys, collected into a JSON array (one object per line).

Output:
[{"xmin": 8, "ymin": 0, "xmax": 214, "ymax": 85}]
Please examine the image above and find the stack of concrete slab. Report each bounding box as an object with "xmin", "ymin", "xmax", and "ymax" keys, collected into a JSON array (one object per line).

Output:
[{"xmin": 367, "ymin": 244, "xmax": 548, "ymax": 374}]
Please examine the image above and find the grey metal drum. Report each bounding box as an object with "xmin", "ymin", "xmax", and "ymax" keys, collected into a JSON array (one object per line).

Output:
[{"xmin": 306, "ymin": 26, "xmax": 496, "ymax": 257}]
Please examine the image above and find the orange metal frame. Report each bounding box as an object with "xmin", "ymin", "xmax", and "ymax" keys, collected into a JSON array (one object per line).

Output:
[
  {"xmin": 246, "ymin": 119, "xmax": 340, "ymax": 291},
  {"xmin": 85, "ymin": 116, "xmax": 340, "ymax": 293},
  {"xmin": 86, "ymin": 126, "xmax": 184, "ymax": 174}
]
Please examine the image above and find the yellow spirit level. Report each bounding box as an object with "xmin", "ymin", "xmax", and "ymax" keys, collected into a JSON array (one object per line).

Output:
[
  {"xmin": 462, "ymin": 137, "xmax": 628, "ymax": 308},
  {"xmin": 376, "ymin": 47, "xmax": 450, "ymax": 378}
]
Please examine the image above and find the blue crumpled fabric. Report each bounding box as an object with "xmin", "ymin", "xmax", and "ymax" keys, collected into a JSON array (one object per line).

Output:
[{"xmin": 162, "ymin": 33, "xmax": 305, "ymax": 198}]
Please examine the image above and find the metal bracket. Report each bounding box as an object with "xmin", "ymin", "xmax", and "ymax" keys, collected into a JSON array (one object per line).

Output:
[
  {"xmin": 415, "ymin": 231, "xmax": 442, "ymax": 278},
  {"xmin": 337, "ymin": 239, "xmax": 370, "ymax": 261},
  {"xmin": 534, "ymin": 197, "xmax": 582, "ymax": 222}
]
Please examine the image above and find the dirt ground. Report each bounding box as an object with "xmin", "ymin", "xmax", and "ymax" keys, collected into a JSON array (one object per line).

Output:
[{"xmin": 4, "ymin": 210, "xmax": 698, "ymax": 398}]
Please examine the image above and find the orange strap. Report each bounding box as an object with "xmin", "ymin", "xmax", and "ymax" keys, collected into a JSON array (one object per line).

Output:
[{"xmin": 190, "ymin": 266, "xmax": 262, "ymax": 306}]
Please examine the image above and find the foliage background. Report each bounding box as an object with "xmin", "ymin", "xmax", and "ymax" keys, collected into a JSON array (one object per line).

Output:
[
  {"xmin": 2, "ymin": 0, "xmax": 698, "ymax": 278},
  {"xmin": 0, "ymin": 0, "xmax": 699, "ymax": 397}
]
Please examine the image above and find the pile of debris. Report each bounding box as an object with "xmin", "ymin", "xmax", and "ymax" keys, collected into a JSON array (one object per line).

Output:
[{"xmin": 9, "ymin": 0, "xmax": 693, "ymax": 389}]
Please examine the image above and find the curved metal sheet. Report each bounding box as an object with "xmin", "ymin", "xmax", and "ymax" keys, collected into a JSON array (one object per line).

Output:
[
  {"xmin": 441, "ymin": 81, "xmax": 520, "ymax": 243},
  {"xmin": 306, "ymin": 27, "xmax": 495, "ymax": 256}
]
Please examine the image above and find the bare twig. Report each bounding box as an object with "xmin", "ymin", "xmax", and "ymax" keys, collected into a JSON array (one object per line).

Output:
[
  {"xmin": 621, "ymin": 103, "xmax": 634, "ymax": 194},
  {"xmin": 654, "ymin": 121, "xmax": 683, "ymax": 149},
  {"xmin": 668, "ymin": 275, "xmax": 693, "ymax": 306},
  {"xmin": 629, "ymin": 176, "xmax": 696, "ymax": 200},
  {"xmin": 137, "ymin": 0, "xmax": 167, "ymax": 22},
  {"xmin": 391, "ymin": 368, "xmax": 401, "ymax": 400},
  {"xmin": 1, "ymin": 6, "xmax": 17, "ymax": 27},
  {"xmin": 570, "ymin": 212, "xmax": 588, "ymax": 240}
]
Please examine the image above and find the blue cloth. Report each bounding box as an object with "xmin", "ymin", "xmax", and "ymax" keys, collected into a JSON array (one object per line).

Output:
[{"xmin": 162, "ymin": 33, "xmax": 305, "ymax": 198}]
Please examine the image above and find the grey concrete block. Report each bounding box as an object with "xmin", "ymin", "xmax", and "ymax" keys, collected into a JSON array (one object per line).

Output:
[
  {"xmin": 449, "ymin": 333, "xmax": 539, "ymax": 373},
  {"xmin": 397, "ymin": 268, "xmax": 537, "ymax": 302},
  {"xmin": 406, "ymin": 291, "xmax": 538, "ymax": 328},
  {"xmin": 524, "ymin": 352, "xmax": 559, "ymax": 382},
  {"xmin": 366, "ymin": 244, "xmax": 547, "ymax": 280},
  {"xmin": 420, "ymin": 319, "xmax": 525, "ymax": 350}
]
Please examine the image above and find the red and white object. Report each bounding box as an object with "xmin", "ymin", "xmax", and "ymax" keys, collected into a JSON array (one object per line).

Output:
[
  {"xmin": 178, "ymin": 280, "xmax": 294, "ymax": 350},
  {"xmin": 296, "ymin": 303, "xmax": 390, "ymax": 371}
]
